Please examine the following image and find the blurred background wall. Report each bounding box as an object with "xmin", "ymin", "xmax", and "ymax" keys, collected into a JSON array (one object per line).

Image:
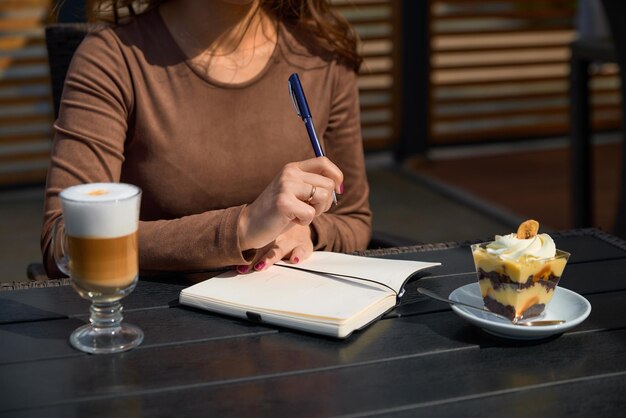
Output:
[{"xmin": 1, "ymin": 0, "xmax": 620, "ymax": 186}]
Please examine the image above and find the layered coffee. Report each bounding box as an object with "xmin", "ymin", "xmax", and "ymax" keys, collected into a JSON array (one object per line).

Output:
[{"xmin": 60, "ymin": 183, "xmax": 141, "ymax": 292}]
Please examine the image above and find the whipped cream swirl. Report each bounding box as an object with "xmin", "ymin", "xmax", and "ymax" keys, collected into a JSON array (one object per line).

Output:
[{"xmin": 486, "ymin": 233, "xmax": 556, "ymax": 261}]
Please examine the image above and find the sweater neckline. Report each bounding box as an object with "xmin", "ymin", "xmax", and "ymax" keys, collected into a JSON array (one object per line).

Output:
[{"xmin": 152, "ymin": 7, "xmax": 280, "ymax": 89}]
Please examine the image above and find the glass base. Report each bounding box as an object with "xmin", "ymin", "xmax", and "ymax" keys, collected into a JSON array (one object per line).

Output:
[{"xmin": 70, "ymin": 322, "xmax": 144, "ymax": 354}]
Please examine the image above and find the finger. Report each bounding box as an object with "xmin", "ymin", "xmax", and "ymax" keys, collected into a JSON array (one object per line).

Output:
[
  {"xmin": 296, "ymin": 157, "xmax": 344, "ymax": 194},
  {"xmin": 253, "ymin": 259, "xmax": 267, "ymax": 271},
  {"xmin": 279, "ymin": 192, "xmax": 317, "ymax": 224},
  {"xmin": 302, "ymin": 183, "xmax": 317, "ymax": 204},
  {"xmin": 262, "ymin": 239, "xmax": 313, "ymax": 269},
  {"xmin": 281, "ymin": 163, "xmax": 337, "ymax": 212},
  {"xmin": 289, "ymin": 242, "xmax": 313, "ymax": 264},
  {"xmin": 303, "ymin": 185, "xmax": 333, "ymax": 214},
  {"xmin": 261, "ymin": 246, "xmax": 289, "ymax": 270},
  {"xmin": 235, "ymin": 264, "xmax": 251, "ymax": 274},
  {"xmin": 294, "ymin": 180, "xmax": 335, "ymax": 216},
  {"xmin": 296, "ymin": 169, "xmax": 340, "ymax": 211},
  {"xmin": 249, "ymin": 248, "xmax": 274, "ymax": 271},
  {"xmin": 236, "ymin": 239, "xmax": 278, "ymax": 273},
  {"xmin": 254, "ymin": 242, "xmax": 292, "ymax": 271},
  {"xmin": 297, "ymin": 171, "xmax": 337, "ymax": 195}
]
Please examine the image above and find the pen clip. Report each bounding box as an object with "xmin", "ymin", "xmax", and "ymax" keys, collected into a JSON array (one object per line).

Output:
[{"xmin": 287, "ymin": 80, "xmax": 302, "ymax": 119}]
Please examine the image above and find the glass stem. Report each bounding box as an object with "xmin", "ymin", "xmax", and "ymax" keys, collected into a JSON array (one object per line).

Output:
[{"xmin": 90, "ymin": 301, "xmax": 123, "ymax": 332}]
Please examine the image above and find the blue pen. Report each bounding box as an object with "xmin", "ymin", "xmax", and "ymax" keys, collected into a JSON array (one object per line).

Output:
[{"xmin": 287, "ymin": 73, "xmax": 338, "ymax": 204}]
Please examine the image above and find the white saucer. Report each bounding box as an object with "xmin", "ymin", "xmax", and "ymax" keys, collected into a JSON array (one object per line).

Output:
[{"xmin": 448, "ymin": 283, "xmax": 592, "ymax": 340}]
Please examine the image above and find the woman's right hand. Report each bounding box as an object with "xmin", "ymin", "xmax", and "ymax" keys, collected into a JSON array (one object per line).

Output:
[{"xmin": 237, "ymin": 157, "xmax": 343, "ymax": 252}]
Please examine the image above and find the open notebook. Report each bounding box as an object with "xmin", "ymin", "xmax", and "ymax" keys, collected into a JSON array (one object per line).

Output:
[{"xmin": 179, "ymin": 252, "xmax": 441, "ymax": 338}]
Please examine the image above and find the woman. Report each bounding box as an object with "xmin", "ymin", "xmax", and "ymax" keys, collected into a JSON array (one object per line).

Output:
[{"xmin": 41, "ymin": 0, "xmax": 372, "ymax": 278}]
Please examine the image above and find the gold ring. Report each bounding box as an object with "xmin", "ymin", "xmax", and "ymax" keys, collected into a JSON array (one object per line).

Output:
[{"xmin": 306, "ymin": 185, "xmax": 317, "ymax": 203}]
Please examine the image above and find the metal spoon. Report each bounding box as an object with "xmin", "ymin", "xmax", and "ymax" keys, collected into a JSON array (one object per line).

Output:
[{"xmin": 416, "ymin": 287, "xmax": 565, "ymax": 326}]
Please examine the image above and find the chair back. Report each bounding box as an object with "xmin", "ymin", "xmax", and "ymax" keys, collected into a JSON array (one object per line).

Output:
[
  {"xmin": 27, "ymin": 23, "xmax": 95, "ymax": 281},
  {"xmin": 45, "ymin": 23, "xmax": 96, "ymax": 119},
  {"xmin": 601, "ymin": 0, "xmax": 626, "ymax": 237}
]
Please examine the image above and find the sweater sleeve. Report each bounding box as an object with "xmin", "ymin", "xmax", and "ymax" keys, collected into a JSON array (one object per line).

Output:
[
  {"xmin": 311, "ymin": 64, "xmax": 372, "ymax": 252},
  {"xmin": 41, "ymin": 30, "xmax": 255, "ymax": 279}
]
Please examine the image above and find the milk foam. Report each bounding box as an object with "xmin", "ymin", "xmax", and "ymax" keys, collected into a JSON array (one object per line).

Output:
[{"xmin": 60, "ymin": 183, "xmax": 141, "ymax": 238}]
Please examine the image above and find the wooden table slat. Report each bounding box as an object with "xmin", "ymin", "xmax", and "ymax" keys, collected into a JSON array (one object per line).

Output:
[
  {"xmin": 0, "ymin": 280, "xmax": 186, "ymax": 324},
  {"xmin": 0, "ymin": 306, "xmax": 277, "ymax": 364},
  {"xmin": 3, "ymin": 326, "xmax": 626, "ymax": 416}
]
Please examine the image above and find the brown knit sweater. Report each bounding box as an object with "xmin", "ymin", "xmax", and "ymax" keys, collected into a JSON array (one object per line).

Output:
[{"xmin": 41, "ymin": 9, "xmax": 372, "ymax": 278}]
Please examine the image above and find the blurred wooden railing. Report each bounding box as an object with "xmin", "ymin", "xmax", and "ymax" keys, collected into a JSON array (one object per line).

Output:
[
  {"xmin": 0, "ymin": 0, "xmax": 53, "ymax": 187},
  {"xmin": 333, "ymin": 0, "xmax": 401, "ymax": 151},
  {"xmin": 428, "ymin": 0, "xmax": 622, "ymax": 145}
]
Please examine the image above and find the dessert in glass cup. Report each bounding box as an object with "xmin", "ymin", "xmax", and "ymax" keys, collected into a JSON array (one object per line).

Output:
[{"xmin": 471, "ymin": 220, "xmax": 570, "ymax": 321}]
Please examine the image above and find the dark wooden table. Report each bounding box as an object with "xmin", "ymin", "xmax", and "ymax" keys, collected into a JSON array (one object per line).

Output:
[{"xmin": 2, "ymin": 228, "xmax": 626, "ymax": 417}]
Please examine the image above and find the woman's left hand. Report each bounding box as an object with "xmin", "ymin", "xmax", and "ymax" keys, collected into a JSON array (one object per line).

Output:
[{"xmin": 236, "ymin": 224, "xmax": 313, "ymax": 273}]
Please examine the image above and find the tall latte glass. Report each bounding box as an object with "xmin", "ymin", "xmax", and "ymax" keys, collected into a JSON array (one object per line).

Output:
[{"xmin": 53, "ymin": 183, "xmax": 143, "ymax": 354}]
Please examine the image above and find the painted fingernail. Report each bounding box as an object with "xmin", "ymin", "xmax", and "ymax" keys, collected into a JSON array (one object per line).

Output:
[
  {"xmin": 339, "ymin": 183, "xmax": 344, "ymax": 194},
  {"xmin": 254, "ymin": 261, "xmax": 266, "ymax": 271},
  {"xmin": 292, "ymin": 257, "xmax": 300, "ymax": 264},
  {"xmin": 237, "ymin": 265, "xmax": 250, "ymax": 274}
]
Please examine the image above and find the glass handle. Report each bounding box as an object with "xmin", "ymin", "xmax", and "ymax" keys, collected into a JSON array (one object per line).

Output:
[{"xmin": 52, "ymin": 216, "xmax": 70, "ymax": 276}]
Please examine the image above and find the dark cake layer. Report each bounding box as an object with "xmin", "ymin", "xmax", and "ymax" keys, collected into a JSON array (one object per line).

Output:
[
  {"xmin": 483, "ymin": 296, "xmax": 545, "ymax": 320},
  {"xmin": 478, "ymin": 268, "xmax": 559, "ymax": 290}
]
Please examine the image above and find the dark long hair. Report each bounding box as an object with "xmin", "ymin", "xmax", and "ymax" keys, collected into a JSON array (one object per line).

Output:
[{"xmin": 85, "ymin": 0, "xmax": 362, "ymax": 72}]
